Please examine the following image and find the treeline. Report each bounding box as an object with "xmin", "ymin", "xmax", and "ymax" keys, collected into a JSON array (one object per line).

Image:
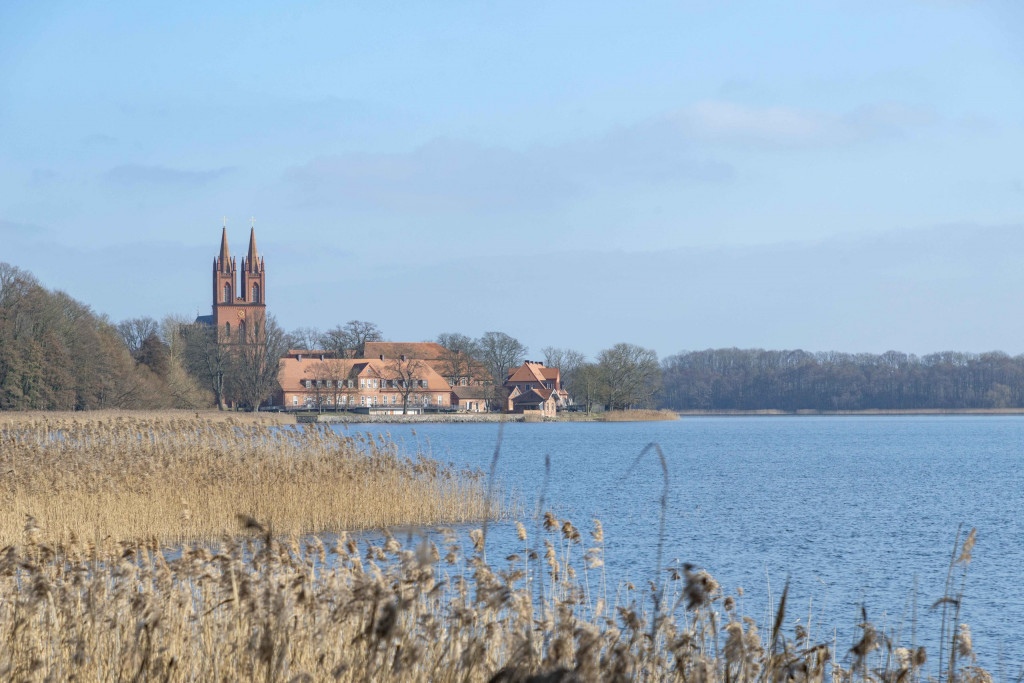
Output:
[
  {"xmin": 10, "ymin": 260, "xmax": 1024, "ymax": 413},
  {"xmin": 660, "ymin": 348, "xmax": 1024, "ymax": 411},
  {"xmin": 0, "ymin": 264, "xmax": 207, "ymax": 410}
]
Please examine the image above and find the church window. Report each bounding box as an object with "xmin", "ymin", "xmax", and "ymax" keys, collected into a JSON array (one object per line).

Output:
[
  {"xmin": 239, "ymin": 320, "xmax": 247, "ymax": 340},
  {"xmin": 252, "ymin": 283, "xmax": 260, "ymax": 303},
  {"xmin": 225, "ymin": 322, "xmax": 231, "ymax": 337},
  {"xmin": 223, "ymin": 283, "xmax": 231, "ymax": 303}
]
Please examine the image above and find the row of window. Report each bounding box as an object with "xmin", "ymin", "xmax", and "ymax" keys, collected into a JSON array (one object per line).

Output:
[
  {"xmin": 304, "ymin": 379, "xmax": 355, "ymax": 389},
  {"xmin": 295, "ymin": 394, "xmax": 446, "ymax": 407},
  {"xmin": 302, "ymin": 378, "xmax": 429, "ymax": 389}
]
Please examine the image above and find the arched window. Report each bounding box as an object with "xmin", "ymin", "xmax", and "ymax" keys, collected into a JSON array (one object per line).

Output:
[
  {"xmin": 239, "ymin": 320, "xmax": 247, "ymax": 341},
  {"xmin": 225, "ymin": 322, "xmax": 231, "ymax": 337},
  {"xmin": 251, "ymin": 283, "xmax": 260, "ymax": 303},
  {"xmin": 223, "ymin": 282, "xmax": 231, "ymax": 303}
]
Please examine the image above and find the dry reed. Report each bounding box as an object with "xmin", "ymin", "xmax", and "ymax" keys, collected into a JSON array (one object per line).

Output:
[
  {"xmin": 0, "ymin": 515, "xmax": 992, "ymax": 682},
  {"xmin": 0, "ymin": 411, "xmax": 493, "ymax": 546},
  {"xmin": 601, "ymin": 409, "xmax": 679, "ymax": 422}
]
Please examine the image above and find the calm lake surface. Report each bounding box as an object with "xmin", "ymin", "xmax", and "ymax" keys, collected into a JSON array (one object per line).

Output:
[{"xmin": 335, "ymin": 416, "xmax": 1024, "ymax": 671}]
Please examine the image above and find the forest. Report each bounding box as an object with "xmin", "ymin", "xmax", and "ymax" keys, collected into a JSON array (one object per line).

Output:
[{"xmin": 659, "ymin": 348, "xmax": 1024, "ymax": 411}]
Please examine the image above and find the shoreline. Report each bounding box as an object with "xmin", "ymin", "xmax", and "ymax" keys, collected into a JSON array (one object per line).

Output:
[
  {"xmin": 305, "ymin": 407, "xmax": 1024, "ymax": 424},
  {"xmin": 675, "ymin": 407, "xmax": 1024, "ymax": 416}
]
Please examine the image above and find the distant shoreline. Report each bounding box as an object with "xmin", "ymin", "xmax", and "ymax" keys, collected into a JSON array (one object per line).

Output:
[{"xmin": 674, "ymin": 408, "xmax": 1024, "ymax": 416}]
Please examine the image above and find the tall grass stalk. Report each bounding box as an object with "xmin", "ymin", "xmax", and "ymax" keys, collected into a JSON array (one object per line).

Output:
[{"xmin": 0, "ymin": 517, "xmax": 992, "ymax": 682}]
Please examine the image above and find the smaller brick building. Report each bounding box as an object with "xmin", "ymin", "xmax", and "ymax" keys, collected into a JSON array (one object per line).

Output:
[{"xmin": 504, "ymin": 361, "xmax": 570, "ymax": 415}]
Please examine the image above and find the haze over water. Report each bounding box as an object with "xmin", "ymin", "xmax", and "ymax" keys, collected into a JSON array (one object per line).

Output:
[{"xmin": 338, "ymin": 417, "xmax": 1024, "ymax": 672}]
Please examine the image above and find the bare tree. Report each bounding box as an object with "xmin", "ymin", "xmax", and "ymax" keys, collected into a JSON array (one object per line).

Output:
[
  {"xmin": 573, "ymin": 362, "xmax": 604, "ymax": 414},
  {"xmin": 477, "ymin": 331, "xmax": 527, "ymax": 386},
  {"xmin": 182, "ymin": 324, "xmax": 231, "ymax": 410},
  {"xmin": 116, "ymin": 317, "xmax": 159, "ymax": 358},
  {"xmin": 386, "ymin": 356, "xmax": 427, "ymax": 414},
  {"xmin": 157, "ymin": 314, "xmax": 212, "ymax": 409},
  {"xmin": 159, "ymin": 314, "xmax": 192, "ymax": 357},
  {"xmin": 231, "ymin": 315, "xmax": 288, "ymax": 412},
  {"xmin": 285, "ymin": 326, "xmax": 323, "ymax": 351},
  {"xmin": 322, "ymin": 320, "xmax": 383, "ymax": 358},
  {"xmin": 436, "ymin": 332, "xmax": 480, "ymax": 386},
  {"xmin": 597, "ymin": 343, "xmax": 661, "ymax": 410},
  {"xmin": 541, "ymin": 346, "xmax": 586, "ymax": 397}
]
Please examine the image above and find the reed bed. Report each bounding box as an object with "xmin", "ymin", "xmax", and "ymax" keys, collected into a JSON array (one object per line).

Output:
[
  {"xmin": 0, "ymin": 515, "xmax": 991, "ymax": 682},
  {"xmin": 0, "ymin": 413, "xmax": 492, "ymax": 546},
  {"xmin": 602, "ymin": 409, "xmax": 679, "ymax": 422}
]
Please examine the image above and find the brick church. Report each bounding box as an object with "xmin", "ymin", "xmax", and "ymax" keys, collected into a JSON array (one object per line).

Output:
[{"xmin": 195, "ymin": 227, "xmax": 266, "ymax": 340}]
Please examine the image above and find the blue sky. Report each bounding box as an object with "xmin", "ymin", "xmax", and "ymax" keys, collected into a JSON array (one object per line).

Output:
[{"xmin": 2, "ymin": 1, "xmax": 1023, "ymax": 358}]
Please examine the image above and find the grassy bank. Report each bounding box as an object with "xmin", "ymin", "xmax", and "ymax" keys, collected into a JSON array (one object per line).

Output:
[
  {"xmin": 557, "ymin": 408, "xmax": 680, "ymax": 422},
  {"xmin": 0, "ymin": 411, "xmax": 493, "ymax": 546},
  {"xmin": 0, "ymin": 516, "xmax": 986, "ymax": 681},
  {"xmin": 603, "ymin": 408, "xmax": 679, "ymax": 421}
]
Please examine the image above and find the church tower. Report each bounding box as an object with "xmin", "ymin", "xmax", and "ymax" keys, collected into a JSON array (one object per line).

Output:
[{"xmin": 211, "ymin": 226, "xmax": 266, "ymax": 340}]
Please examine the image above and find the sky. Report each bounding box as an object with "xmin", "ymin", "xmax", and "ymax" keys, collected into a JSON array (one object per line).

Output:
[{"xmin": 2, "ymin": 1, "xmax": 1023, "ymax": 359}]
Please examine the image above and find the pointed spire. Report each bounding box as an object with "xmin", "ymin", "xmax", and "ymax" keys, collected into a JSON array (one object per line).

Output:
[
  {"xmin": 218, "ymin": 226, "xmax": 231, "ymax": 272},
  {"xmin": 246, "ymin": 223, "xmax": 259, "ymax": 272}
]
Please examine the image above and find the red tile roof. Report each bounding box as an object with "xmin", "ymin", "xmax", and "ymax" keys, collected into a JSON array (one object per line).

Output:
[
  {"xmin": 362, "ymin": 341, "xmax": 448, "ymax": 361},
  {"xmin": 506, "ymin": 362, "xmax": 547, "ymax": 384},
  {"xmin": 511, "ymin": 388, "xmax": 554, "ymax": 405}
]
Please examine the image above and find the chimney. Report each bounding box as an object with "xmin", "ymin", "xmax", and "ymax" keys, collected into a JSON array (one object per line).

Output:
[
  {"xmin": 401, "ymin": 354, "xmax": 407, "ymax": 362},
  {"xmin": 319, "ymin": 354, "xmax": 325, "ymax": 361},
  {"xmin": 379, "ymin": 354, "xmax": 385, "ymax": 361},
  {"xmin": 297, "ymin": 354, "xmax": 303, "ymax": 362}
]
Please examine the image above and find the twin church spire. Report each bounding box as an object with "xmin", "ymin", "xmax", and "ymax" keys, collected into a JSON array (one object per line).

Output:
[
  {"xmin": 216, "ymin": 225, "xmax": 263, "ymax": 275},
  {"xmin": 211, "ymin": 221, "xmax": 267, "ymax": 337}
]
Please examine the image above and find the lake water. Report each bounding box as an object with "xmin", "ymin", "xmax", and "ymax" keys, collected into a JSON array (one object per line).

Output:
[{"xmin": 334, "ymin": 416, "xmax": 1024, "ymax": 672}]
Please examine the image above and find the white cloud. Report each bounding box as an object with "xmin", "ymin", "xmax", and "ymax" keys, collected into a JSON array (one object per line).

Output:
[
  {"xmin": 282, "ymin": 132, "xmax": 733, "ymax": 213},
  {"xmin": 105, "ymin": 164, "xmax": 234, "ymax": 186},
  {"xmin": 674, "ymin": 100, "xmax": 935, "ymax": 147}
]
